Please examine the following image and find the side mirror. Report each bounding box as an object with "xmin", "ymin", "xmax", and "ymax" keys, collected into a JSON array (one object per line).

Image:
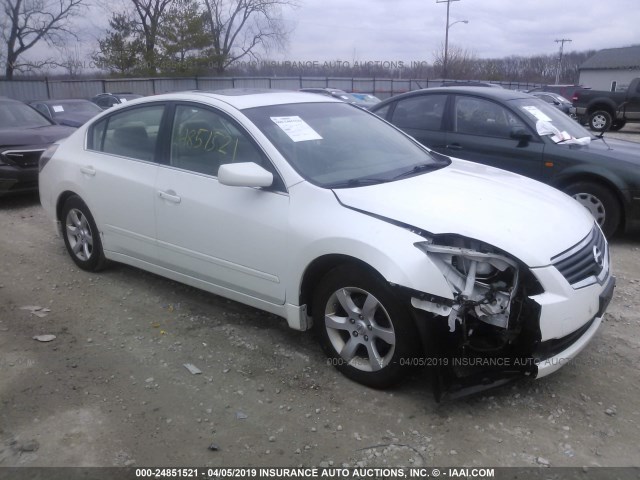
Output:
[
  {"xmin": 510, "ymin": 126, "xmax": 531, "ymax": 141},
  {"xmin": 218, "ymin": 162, "xmax": 273, "ymax": 188},
  {"xmin": 510, "ymin": 126, "xmax": 532, "ymax": 147}
]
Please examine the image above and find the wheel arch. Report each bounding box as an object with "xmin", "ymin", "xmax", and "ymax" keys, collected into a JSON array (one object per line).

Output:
[
  {"xmin": 298, "ymin": 253, "xmax": 438, "ymax": 359},
  {"xmin": 299, "ymin": 254, "xmax": 385, "ymax": 318},
  {"xmin": 552, "ymin": 172, "xmax": 628, "ymax": 230},
  {"xmin": 56, "ymin": 190, "xmax": 82, "ymax": 222},
  {"xmin": 586, "ymin": 100, "xmax": 616, "ymax": 117}
]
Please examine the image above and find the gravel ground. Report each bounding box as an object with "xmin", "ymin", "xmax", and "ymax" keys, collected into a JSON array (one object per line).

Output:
[{"xmin": 1, "ymin": 128, "xmax": 639, "ymax": 468}]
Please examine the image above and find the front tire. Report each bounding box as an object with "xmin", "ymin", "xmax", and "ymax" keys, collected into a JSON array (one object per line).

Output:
[
  {"xmin": 313, "ymin": 265, "xmax": 420, "ymax": 388},
  {"xmin": 588, "ymin": 110, "xmax": 612, "ymax": 132},
  {"xmin": 61, "ymin": 195, "xmax": 107, "ymax": 271},
  {"xmin": 564, "ymin": 181, "xmax": 621, "ymax": 238}
]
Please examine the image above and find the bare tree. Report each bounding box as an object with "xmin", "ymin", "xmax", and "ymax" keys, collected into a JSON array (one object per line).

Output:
[
  {"xmin": 432, "ymin": 43, "xmax": 477, "ymax": 80},
  {"xmin": 57, "ymin": 44, "xmax": 83, "ymax": 76},
  {"xmin": 129, "ymin": 0, "xmax": 174, "ymax": 74},
  {"xmin": 1, "ymin": 0, "xmax": 86, "ymax": 78},
  {"xmin": 202, "ymin": 0, "xmax": 296, "ymax": 74}
]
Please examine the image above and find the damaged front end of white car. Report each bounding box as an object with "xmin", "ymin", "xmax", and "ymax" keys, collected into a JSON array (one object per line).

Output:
[{"xmin": 406, "ymin": 227, "xmax": 615, "ymax": 401}]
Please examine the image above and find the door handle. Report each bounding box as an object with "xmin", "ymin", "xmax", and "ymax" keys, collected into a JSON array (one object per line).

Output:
[
  {"xmin": 445, "ymin": 144, "xmax": 463, "ymax": 150},
  {"xmin": 158, "ymin": 190, "xmax": 181, "ymax": 204},
  {"xmin": 80, "ymin": 166, "xmax": 96, "ymax": 176}
]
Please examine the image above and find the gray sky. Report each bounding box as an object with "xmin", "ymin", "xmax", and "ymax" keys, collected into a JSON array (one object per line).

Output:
[
  {"xmin": 15, "ymin": 0, "xmax": 640, "ymax": 72},
  {"xmin": 274, "ymin": 0, "xmax": 640, "ymax": 62}
]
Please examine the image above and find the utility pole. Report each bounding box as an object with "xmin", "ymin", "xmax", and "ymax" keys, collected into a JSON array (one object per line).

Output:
[
  {"xmin": 555, "ymin": 38, "xmax": 572, "ymax": 85},
  {"xmin": 437, "ymin": 0, "xmax": 461, "ymax": 80}
]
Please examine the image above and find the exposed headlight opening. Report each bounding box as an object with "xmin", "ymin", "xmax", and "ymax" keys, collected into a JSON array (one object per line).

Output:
[{"xmin": 415, "ymin": 237, "xmax": 520, "ymax": 338}]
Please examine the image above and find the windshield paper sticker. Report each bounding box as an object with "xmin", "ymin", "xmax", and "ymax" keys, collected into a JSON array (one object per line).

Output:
[
  {"xmin": 52, "ymin": 106, "xmax": 64, "ymax": 112},
  {"xmin": 522, "ymin": 106, "xmax": 552, "ymax": 122},
  {"xmin": 551, "ymin": 131, "xmax": 572, "ymax": 143},
  {"xmin": 271, "ymin": 116, "xmax": 323, "ymax": 142}
]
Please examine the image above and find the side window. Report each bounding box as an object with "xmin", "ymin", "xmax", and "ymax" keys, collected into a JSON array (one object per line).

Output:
[
  {"xmin": 391, "ymin": 94, "xmax": 446, "ymax": 131},
  {"xmin": 34, "ymin": 104, "xmax": 50, "ymax": 117},
  {"xmin": 88, "ymin": 105, "xmax": 164, "ymax": 162},
  {"xmin": 454, "ymin": 96, "xmax": 519, "ymax": 139},
  {"xmin": 170, "ymin": 105, "xmax": 262, "ymax": 177}
]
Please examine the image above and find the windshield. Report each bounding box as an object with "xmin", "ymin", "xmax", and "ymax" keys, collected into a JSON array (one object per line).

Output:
[
  {"xmin": 511, "ymin": 98, "xmax": 592, "ymax": 143},
  {"xmin": 0, "ymin": 102, "xmax": 52, "ymax": 129},
  {"xmin": 50, "ymin": 101, "xmax": 102, "ymax": 115},
  {"xmin": 244, "ymin": 102, "xmax": 447, "ymax": 188},
  {"xmin": 351, "ymin": 93, "xmax": 381, "ymax": 105}
]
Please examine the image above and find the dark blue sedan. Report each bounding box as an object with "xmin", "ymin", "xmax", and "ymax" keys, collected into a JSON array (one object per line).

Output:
[{"xmin": 371, "ymin": 86, "xmax": 640, "ymax": 237}]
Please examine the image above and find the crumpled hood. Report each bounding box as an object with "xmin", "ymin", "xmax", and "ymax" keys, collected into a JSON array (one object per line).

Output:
[
  {"xmin": 333, "ymin": 159, "xmax": 593, "ymax": 267},
  {"xmin": 0, "ymin": 125, "xmax": 76, "ymax": 147}
]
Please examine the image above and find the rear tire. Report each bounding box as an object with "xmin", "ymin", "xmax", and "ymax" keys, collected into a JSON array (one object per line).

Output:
[
  {"xmin": 588, "ymin": 110, "xmax": 612, "ymax": 132},
  {"xmin": 61, "ymin": 195, "xmax": 107, "ymax": 271},
  {"xmin": 313, "ymin": 265, "xmax": 420, "ymax": 388},
  {"xmin": 564, "ymin": 181, "xmax": 621, "ymax": 238}
]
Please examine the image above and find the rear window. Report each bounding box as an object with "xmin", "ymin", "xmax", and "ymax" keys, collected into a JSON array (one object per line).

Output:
[{"xmin": 88, "ymin": 105, "xmax": 164, "ymax": 161}]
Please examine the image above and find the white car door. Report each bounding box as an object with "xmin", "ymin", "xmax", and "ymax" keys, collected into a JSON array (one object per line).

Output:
[
  {"xmin": 154, "ymin": 103, "xmax": 290, "ymax": 304},
  {"xmin": 82, "ymin": 104, "xmax": 165, "ymax": 262}
]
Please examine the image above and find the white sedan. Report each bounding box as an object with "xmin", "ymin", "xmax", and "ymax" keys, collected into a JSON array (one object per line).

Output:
[{"xmin": 39, "ymin": 90, "xmax": 615, "ymax": 398}]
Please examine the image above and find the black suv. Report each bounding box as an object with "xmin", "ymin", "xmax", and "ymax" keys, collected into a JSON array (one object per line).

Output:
[{"xmin": 0, "ymin": 97, "xmax": 75, "ymax": 196}]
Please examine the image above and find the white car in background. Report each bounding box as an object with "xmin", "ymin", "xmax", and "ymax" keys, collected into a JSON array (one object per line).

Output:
[{"xmin": 39, "ymin": 90, "xmax": 615, "ymax": 399}]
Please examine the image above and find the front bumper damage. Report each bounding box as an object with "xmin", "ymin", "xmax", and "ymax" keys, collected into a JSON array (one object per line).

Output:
[
  {"xmin": 534, "ymin": 274, "xmax": 615, "ymax": 378},
  {"xmin": 409, "ymin": 225, "xmax": 615, "ymax": 401}
]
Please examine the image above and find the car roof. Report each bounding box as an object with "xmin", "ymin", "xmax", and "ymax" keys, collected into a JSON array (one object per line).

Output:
[
  {"xmin": 0, "ymin": 96, "xmax": 23, "ymax": 104},
  {"xmin": 530, "ymin": 91, "xmax": 565, "ymax": 98},
  {"xmin": 94, "ymin": 92, "xmax": 141, "ymax": 98},
  {"xmin": 32, "ymin": 98, "xmax": 93, "ymax": 104},
  {"xmin": 441, "ymin": 81, "xmax": 503, "ymax": 88},
  {"xmin": 371, "ymin": 86, "xmax": 532, "ymax": 108},
  {"xmin": 300, "ymin": 87, "xmax": 345, "ymax": 91},
  {"xmin": 124, "ymin": 89, "xmax": 342, "ymax": 110}
]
